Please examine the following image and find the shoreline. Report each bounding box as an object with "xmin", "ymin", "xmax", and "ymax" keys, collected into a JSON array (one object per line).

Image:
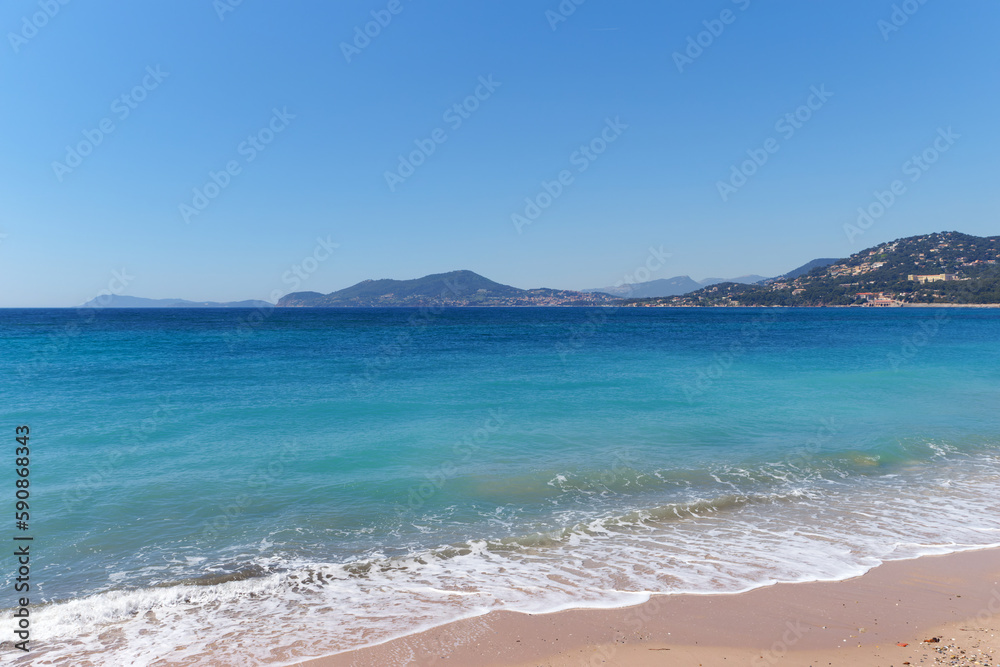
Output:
[
  {"xmin": 626, "ymin": 303, "xmax": 1000, "ymax": 308},
  {"xmin": 7, "ymin": 302, "xmax": 1000, "ymax": 310},
  {"xmin": 295, "ymin": 547, "xmax": 1000, "ymax": 667}
]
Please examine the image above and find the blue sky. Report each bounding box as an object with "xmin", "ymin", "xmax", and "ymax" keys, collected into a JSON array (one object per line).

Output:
[{"xmin": 1, "ymin": 0, "xmax": 998, "ymax": 306}]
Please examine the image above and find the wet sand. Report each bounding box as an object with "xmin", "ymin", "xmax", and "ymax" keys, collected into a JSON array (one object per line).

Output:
[{"xmin": 295, "ymin": 547, "xmax": 999, "ymax": 666}]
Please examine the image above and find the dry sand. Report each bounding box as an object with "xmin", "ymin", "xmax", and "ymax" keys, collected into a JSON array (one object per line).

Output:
[{"xmin": 296, "ymin": 548, "xmax": 999, "ymax": 667}]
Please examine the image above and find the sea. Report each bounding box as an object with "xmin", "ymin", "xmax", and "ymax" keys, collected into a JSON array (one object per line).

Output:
[{"xmin": 2, "ymin": 307, "xmax": 999, "ymax": 665}]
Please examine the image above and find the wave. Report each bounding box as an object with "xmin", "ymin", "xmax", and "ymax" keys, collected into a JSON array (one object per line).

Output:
[{"xmin": 6, "ymin": 449, "xmax": 1000, "ymax": 666}]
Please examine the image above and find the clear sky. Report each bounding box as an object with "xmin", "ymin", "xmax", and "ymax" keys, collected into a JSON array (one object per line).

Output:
[{"xmin": 1, "ymin": 1, "xmax": 998, "ymax": 306}]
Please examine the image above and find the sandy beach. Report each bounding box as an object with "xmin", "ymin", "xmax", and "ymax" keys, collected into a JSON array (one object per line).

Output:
[{"xmin": 297, "ymin": 548, "xmax": 999, "ymax": 667}]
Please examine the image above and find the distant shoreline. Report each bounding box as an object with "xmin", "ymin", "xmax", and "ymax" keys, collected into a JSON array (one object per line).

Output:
[
  {"xmin": 7, "ymin": 303, "xmax": 1000, "ymax": 310},
  {"xmin": 629, "ymin": 303, "xmax": 1000, "ymax": 308},
  {"xmin": 900, "ymin": 302, "xmax": 1000, "ymax": 307},
  {"xmin": 626, "ymin": 303, "xmax": 1000, "ymax": 309}
]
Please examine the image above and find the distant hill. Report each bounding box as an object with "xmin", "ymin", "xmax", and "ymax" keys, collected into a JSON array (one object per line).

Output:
[
  {"xmin": 278, "ymin": 270, "xmax": 619, "ymax": 307},
  {"xmin": 698, "ymin": 275, "xmax": 770, "ymax": 286},
  {"xmin": 770, "ymin": 258, "xmax": 840, "ymax": 282},
  {"xmin": 81, "ymin": 296, "xmax": 272, "ymax": 308},
  {"xmin": 582, "ymin": 276, "xmax": 703, "ymax": 298},
  {"xmin": 629, "ymin": 232, "xmax": 1000, "ymax": 307},
  {"xmin": 584, "ymin": 274, "xmax": 771, "ymax": 298}
]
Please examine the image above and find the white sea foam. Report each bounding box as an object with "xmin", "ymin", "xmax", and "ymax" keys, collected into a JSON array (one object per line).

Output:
[{"xmin": 5, "ymin": 453, "xmax": 1000, "ymax": 666}]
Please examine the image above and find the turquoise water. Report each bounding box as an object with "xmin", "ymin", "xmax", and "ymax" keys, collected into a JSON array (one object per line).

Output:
[{"xmin": 2, "ymin": 307, "xmax": 1000, "ymax": 664}]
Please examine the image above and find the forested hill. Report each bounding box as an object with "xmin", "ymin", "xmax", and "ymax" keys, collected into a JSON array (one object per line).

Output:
[
  {"xmin": 629, "ymin": 232, "xmax": 1000, "ymax": 306},
  {"xmin": 278, "ymin": 270, "xmax": 619, "ymax": 307}
]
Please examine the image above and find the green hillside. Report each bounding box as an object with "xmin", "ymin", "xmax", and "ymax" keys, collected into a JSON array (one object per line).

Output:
[
  {"xmin": 630, "ymin": 232, "xmax": 1000, "ymax": 307},
  {"xmin": 278, "ymin": 270, "xmax": 618, "ymax": 307}
]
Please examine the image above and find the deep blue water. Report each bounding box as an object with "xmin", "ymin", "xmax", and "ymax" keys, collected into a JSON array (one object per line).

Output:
[{"xmin": 2, "ymin": 307, "xmax": 999, "ymax": 664}]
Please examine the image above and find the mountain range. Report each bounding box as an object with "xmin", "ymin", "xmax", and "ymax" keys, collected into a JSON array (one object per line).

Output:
[
  {"xmin": 767, "ymin": 258, "xmax": 840, "ymax": 282},
  {"xmin": 82, "ymin": 232, "xmax": 1000, "ymax": 309},
  {"xmin": 633, "ymin": 232, "xmax": 1000, "ymax": 307},
  {"xmin": 277, "ymin": 270, "xmax": 618, "ymax": 307},
  {"xmin": 80, "ymin": 296, "xmax": 273, "ymax": 308},
  {"xmin": 583, "ymin": 274, "xmax": 769, "ymax": 298}
]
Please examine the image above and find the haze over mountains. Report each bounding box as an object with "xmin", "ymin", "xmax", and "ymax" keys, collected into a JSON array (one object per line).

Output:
[
  {"xmin": 81, "ymin": 264, "xmax": 839, "ymax": 307},
  {"xmin": 640, "ymin": 232, "xmax": 1000, "ymax": 307},
  {"xmin": 583, "ymin": 274, "xmax": 769, "ymax": 298},
  {"xmin": 80, "ymin": 296, "xmax": 273, "ymax": 308},
  {"xmin": 75, "ymin": 234, "xmax": 1000, "ymax": 308},
  {"xmin": 700, "ymin": 275, "xmax": 770, "ymax": 287},
  {"xmin": 768, "ymin": 258, "xmax": 840, "ymax": 282}
]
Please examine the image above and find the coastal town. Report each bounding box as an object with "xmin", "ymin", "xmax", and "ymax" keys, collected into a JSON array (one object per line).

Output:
[{"xmin": 630, "ymin": 232, "xmax": 1000, "ymax": 307}]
